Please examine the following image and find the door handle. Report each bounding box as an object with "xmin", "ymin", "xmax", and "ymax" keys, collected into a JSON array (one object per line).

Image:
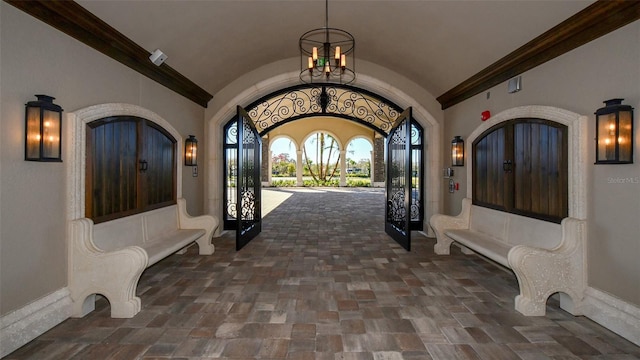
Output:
[
  {"xmin": 503, "ymin": 160, "xmax": 512, "ymax": 173},
  {"xmin": 139, "ymin": 160, "xmax": 148, "ymax": 172}
]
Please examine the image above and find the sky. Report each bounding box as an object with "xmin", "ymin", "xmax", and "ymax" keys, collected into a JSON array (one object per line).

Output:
[{"xmin": 270, "ymin": 137, "xmax": 373, "ymax": 162}]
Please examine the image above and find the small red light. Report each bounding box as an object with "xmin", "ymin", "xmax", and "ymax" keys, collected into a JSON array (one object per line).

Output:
[{"xmin": 481, "ymin": 110, "xmax": 491, "ymax": 121}]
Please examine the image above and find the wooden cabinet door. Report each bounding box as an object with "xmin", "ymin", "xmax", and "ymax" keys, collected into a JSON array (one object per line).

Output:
[
  {"xmin": 86, "ymin": 117, "xmax": 176, "ymax": 223},
  {"xmin": 86, "ymin": 118, "xmax": 139, "ymax": 222},
  {"xmin": 473, "ymin": 125, "xmax": 511, "ymax": 212},
  {"xmin": 512, "ymin": 120, "xmax": 568, "ymax": 221},
  {"xmin": 141, "ymin": 122, "xmax": 176, "ymax": 211},
  {"xmin": 473, "ymin": 119, "xmax": 568, "ymax": 223}
]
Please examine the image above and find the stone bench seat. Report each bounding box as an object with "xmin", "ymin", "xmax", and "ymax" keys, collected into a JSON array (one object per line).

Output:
[
  {"xmin": 430, "ymin": 198, "xmax": 586, "ymax": 316},
  {"xmin": 445, "ymin": 229, "xmax": 512, "ymax": 268},
  {"xmin": 69, "ymin": 198, "xmax": 218, "ymax": 318},
  {"xmin": 142, "ymin": 228, "xmax": 205, "ymax": 265}
]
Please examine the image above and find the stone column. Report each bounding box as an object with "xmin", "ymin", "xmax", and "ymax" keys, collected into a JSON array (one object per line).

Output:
[
  {"xmin": 373, "ymin": 136, "xmax": 385, "ymax": 186},
  {"xmin": 296, "ymin": 150, "xmax": 303, "ymax": 187},
  {"xmin": 370, "ymin": 150, "xmax": 375, "ymax": 186},
  {"xmin": 261, "ymin": 138, "xmax": 270, "ymax": 186},
  {"xmin": 340, "ymin": 150, "xmax": 347, "ymax": 187},
  {"xmin": 267, "ymin": 150, "xmax": 273, "ymax": 185}
]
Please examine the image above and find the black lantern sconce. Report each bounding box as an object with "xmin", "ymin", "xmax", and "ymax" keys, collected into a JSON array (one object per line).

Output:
[
  {"xmin": 595, "ymin": 99, "xmax": 634, "ymax": 164},
  {"xmin": 25, "ymin": 95, "xmax": 63, "ymax": 162},
  {"xmin": 184, "ymin": 135, "xmax": 198, "ymax": 166},
  {"xmin": 451, "ymin": 136, "xmax": 464, "ymax": 166}
]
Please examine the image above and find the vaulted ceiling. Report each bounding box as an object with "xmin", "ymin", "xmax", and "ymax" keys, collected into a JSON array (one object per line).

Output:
[{"xmin": 76, "ymin": 0, "xmax": 593, "ymax": 103}]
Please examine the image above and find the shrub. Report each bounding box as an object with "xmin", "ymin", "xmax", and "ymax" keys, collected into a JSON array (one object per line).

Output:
[
  {"xmin": 347, "ymin": 179, "xmax": 371, "ymax": 187},
  {"xmin": 271, "ymin": 179, "xmax": 296, "ymax": 187},
  {"xmin": 303, "ymin": 179, "xmax": 339, "ymax": 187}
]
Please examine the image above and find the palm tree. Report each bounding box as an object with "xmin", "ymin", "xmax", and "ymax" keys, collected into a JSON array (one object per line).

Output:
[{"xmin": 303, "ymin": 131, "xmax": 340, "ymax": 184}]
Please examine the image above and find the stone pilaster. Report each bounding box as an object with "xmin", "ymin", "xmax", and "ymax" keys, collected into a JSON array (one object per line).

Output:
[
  {"xmin": 374, "ymin": 136, "xmax": 385, "ymax": 184},
  {"xmin": 261, "ymin": 138, "xmax": 269, "ymax": 183}
]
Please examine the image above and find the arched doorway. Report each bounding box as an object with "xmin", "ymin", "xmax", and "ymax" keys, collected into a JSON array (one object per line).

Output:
[
  {"xmin": 207, "ymin": 74, "xmax": 441, "ymax": 241},
  {"xmin": 222, "ymin": 85, "xmax": 425, "ymax": 240}
]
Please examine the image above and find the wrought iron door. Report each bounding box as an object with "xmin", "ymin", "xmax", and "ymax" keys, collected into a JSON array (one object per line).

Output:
[
  {"xmin": 236, "ymin": 106, "xmax": 262, "ymax": 250},
  {"xmin": 385, "ymin": 108, "xmax": 412, "ymax": 251}
]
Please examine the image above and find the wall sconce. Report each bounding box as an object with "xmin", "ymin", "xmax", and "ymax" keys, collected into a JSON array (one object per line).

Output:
[
  {"xmin": 184, "ymin": 135, "xmax": 198, "ymax": 166},
  {"xmin": 451, "ymin": 136, "xmax": 464, "ymax": 166},
  {"xmin": 25, "ymin": 95, "xmax": 63, "ymax": 162},
  {"xmin": 595, "ymin": 99, "xmax": 634, "ymax": 164}
]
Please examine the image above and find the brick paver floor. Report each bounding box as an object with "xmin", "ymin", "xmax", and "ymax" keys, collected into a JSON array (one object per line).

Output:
[{"xmin": 7, "ymin": 188, "xmax": 640, "ymax": 359}]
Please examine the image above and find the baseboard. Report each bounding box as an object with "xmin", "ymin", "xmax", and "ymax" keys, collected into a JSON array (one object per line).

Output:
[
  {"xmin": 0, "ymin": 288, "xmax": 72, "ymax": 358},
  {"xmin": 581, "ymin": 286, "xmax": 640, "ymax": 347}
]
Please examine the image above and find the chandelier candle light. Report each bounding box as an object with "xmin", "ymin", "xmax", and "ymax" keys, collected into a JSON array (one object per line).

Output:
[{"xmin": 300, "ymin": 0, "xmax": 355, "ymax": 84}]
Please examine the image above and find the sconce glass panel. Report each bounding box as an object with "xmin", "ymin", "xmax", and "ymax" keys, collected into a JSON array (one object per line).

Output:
[
  {"xmin": 25, "ymin": 106, "xmax": 42, "ymax": 159},
  {"xmin": 618, "ymin": 110, "xmax": 632, "ymax": 163}
]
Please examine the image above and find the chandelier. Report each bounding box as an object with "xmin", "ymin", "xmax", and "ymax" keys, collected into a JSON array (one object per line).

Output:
[{"xmin": 299, "ymin": 0, "xmax": 355, "ymax": 85}]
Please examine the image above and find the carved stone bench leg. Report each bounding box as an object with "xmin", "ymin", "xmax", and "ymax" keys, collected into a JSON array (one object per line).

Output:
[
  {"xmin": 509, "ymin": 245, "xmax": 558, "ymax": 316},
  {"xmin": 109, "ymin": 296, "xmax": 142, "ymax": 318},
  {"xmin": 509, "ymin": 219, "xmax": 585, "ymax": 317},
  {"xmin": 100, "ymin": 248, "xmax": 147, "ymax": 318},
  {"xmin": 195, "ymin": 236, "xmax": 215, "ymax": 255},
  {"xmin": 69, "ymin": 218, "xmax": 148, "ymax": 318},
  {"xmin": 433, "ymin": 229, "xmax": 454, "ymax": 255},
  {"xmin": 429, "ymin": 198, "xmax": 471, "ymax": 255},
  {"xmin": 177, "ymin": 198, "xmax": 217, "ymax": 255}
]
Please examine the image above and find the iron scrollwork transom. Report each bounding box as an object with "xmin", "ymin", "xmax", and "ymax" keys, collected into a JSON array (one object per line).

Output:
[{"xmin": 246, "ymin": 85, "xmax": 402, "ymax": 135}]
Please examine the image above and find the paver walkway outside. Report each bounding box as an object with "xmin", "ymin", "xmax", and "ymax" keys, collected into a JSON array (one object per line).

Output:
[{"xmin": 6, "ymin": 188, "xmax": 640, "ymax": 359}]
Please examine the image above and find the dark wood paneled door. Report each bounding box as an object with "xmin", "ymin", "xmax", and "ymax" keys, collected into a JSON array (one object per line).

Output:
[
  {"xmin": 473, "ymin": 118, "xmax": 567, "ymax": 223},
  {"xmin": 86, "ymin": 117, "xmax": 176, "ymax": 223},
  {"xmin": 236, "ymin": 106, "xmax": 262, "ymax": 251},
  {"xmin": 141, "ymin": 122, "xmax": 177, "ymax": 210},
  {"xmin": 385, "ymin": 108, "xmax": 412, "ymax": 251}
]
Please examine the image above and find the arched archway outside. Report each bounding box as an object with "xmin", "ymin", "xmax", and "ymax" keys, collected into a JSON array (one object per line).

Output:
[
  {"xmin": 346, "ymin": 137, "xmax": 374, "ymax": 186},
  {"xmin": 300, "ymin": 130, "xmax": 343, "ymax": 187},
  {"xmin": 269, "ymin": 136, "xmax": 298, "ymax": 186}
]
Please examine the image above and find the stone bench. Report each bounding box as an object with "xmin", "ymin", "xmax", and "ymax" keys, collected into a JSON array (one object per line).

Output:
[
  {"xmin": 430, "ymin": 198, "xmax": 586, "ymax": 316},
  {"xmin": 68, "ymin": 198, "xmax": 218, "ymax": 318}
]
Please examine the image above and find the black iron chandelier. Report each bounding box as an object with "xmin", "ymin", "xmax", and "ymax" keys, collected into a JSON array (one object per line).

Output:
[{"xmin": 299, "ymin": 0, "xmax": 355, "ymax": 85}]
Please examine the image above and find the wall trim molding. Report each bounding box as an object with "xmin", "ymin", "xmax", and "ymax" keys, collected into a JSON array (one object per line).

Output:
[
  {"xmin": 0, "ymin": 288, "xmax": 72, "ymax": 358},
  {"xmin": 581, "ymin": 287, "xmax": 640, "ymax": 347}
]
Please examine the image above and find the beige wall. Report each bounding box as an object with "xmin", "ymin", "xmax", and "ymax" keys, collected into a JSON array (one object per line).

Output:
[
  {"xmin": 442, "ymin": 22, "xmax": 640, "ymax": 306},
  {"xmin": 0, "ymin": 4, "xmax": 205, "ymax": 315}
]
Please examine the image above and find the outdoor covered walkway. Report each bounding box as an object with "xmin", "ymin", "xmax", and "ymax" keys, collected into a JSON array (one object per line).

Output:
[{"xmin": 7, "ymin": 189, "xmax": 639, "ymax": 359}]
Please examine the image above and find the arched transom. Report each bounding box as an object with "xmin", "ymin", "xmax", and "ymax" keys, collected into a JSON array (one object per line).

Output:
[{"xmin": 246, "ymin": 85, "xmax": 403, "ymax": 135}]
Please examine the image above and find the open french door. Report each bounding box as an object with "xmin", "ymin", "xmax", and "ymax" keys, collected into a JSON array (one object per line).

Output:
[
  {"xmin": 236, "ymin": 106, "xmax": 262, "ymax": 250},
  {"xmin": 385, "ymin": 107, "xmax": 412, "ymax": 251}
]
